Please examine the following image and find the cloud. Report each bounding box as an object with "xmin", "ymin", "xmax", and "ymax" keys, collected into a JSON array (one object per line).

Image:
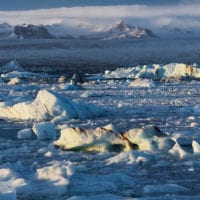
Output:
[{"xmin": 0, "ymin": 4, "xmax": 200, "ymax": 29}]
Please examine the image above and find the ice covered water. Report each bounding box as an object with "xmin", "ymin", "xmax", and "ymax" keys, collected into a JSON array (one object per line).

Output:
[{"xmin": 1, "ymin": 61, "xmax": 200, "ymax": 199}]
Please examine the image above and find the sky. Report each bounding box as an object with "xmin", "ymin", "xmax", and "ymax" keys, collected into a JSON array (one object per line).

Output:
[
  {"xmin": 0, "ymin": 0, "xmax": 200, "ymax": 32},
  {"xmin": 0, "ymin": 0, "xmax": 183, "ymax": 10}
]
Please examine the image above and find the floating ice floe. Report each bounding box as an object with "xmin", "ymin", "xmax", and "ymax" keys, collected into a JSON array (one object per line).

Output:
[
  {"xmin": 169, "ymin": 133, "xmax": 200, "ymax": 158},
  {"xmin": 0, "ymin": 60, "xmax": 47, "ymax": 80},
  {"xmin": 169, "ymin": 143, "xmax": 189, "ymax": 159},
  {"xmin": 0, "ymin": 89, "xmax": 103, "ymax": 121},
  {"xmin": 54, "ymin": 125, "xmax": 174, "ymax": 153},
  {"xmin": 70, "ymin": 172, "xmax": 134, "ymax": 194},
  {"xmin": 192, "ymin": 140, "xmax": 200, "ymax": 155},
  {"xmin": 58, "ymin": 75, "xmax": 67, "ymax": 83},
  {"xmin": 0, "ymin": 164, "xmax": 26, "ymax": 200},
  {"xmin": 1, "ymin": 71, "xmax": 40, "ymax": 79},
  {"xmin": 103, "ymin": 63, "xmax": 200, "ymax": 80},
  {"xmin": 36, "ymin": 161, "xmax": 74, "ymax": 196},
  {"xmin": 106, "ymin": 150, "xmax": 154, "ymax": 165},
  {"xmin": 32, "ymin": 122, "xmax": 57, "ymax": 140},
  {"xmin": 0, "ymin": 60, "xmax": 25, "ymax": 74},
  {"xmin": 59, "ymin": 82, "xmax": 83, "ymax": 90},
  {"xmin": 143, "ymin": 183, "xmax": 189, "ymax": 194},
  {"xmin": 7, "ymin": 77, "xmax": 22, "ymax": 86},
  {"xmin": 17, "ymin": 128, "xmax": 33, "ymax": 139},
  {"xmin": 18, "ymin": 122, "xmax": 57, "ymax": 140},
  {"xmin": 129, "ymin": 78, "xmax": 155, "ymax": 87},
  {"xmin": 68, "ymin": 194, "xmax": 128, "ymax": 200},
  {"xmin": 0, "ymin": 182, "xmax": 16, "ymax": 200},
  {"xmin": 0, "ymin": 78, "xmax": 4, "ymax": 83}
]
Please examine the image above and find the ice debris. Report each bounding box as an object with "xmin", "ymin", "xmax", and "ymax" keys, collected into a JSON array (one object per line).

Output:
[
  {"xmin": 0, "ymin": 182, "xmax": 16, "ymax": 200},
  {"xmin": 59, "ymin": 82, "xmax": 83, "ymax": 90},
  {"xmin": 0, "ymin": 164, "xmax": 26, "ymax": 200},
  {"xmin": 7, "ymin": 77, "xmax": 22, "ymax": 86},
  {"xmin": 0, "ymin": 60, "xmax": 47, "ymax": 80},
  {"xmin": 68, "ymin": 194, "xmax": 128, "ymax": 200},
  {"xmin": 129, "ymin": 78, "xmax": 155, "ymax": 87},
  {"xmin": 106, "ymin": 150, "xmax": 154, "ymax": 165}
]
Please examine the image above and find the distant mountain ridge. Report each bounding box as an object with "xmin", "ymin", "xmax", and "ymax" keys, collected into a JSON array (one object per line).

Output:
[
  {"xmin": 0, "ymin": 21, "xmax": 156, "ymax": 40},
  {"xmin": 14, "ymin": 24, "xmax": 55, "ymax": 39},
  {"xmin": 0, "ymin": 23, "xmax": 54, "ymax": 39},
  {"xmin": 0, "ymin": 21, "xmax": 198, "ymax": 40},
  {"xmin": 0, "ymin": 23, "xmax": 16, "ymax": 39}
]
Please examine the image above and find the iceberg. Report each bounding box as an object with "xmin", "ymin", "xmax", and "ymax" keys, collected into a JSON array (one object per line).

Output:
[
  {"xmin": 54, "ymin": 126, "xmax": 123, "ymax": 153},
  {"xmin": 0, "ymin": 60, "xmax": 25, "ymax": 74},
  {"xmin": 0, "ymin": 90, "xmax": 103, "ymax": 121},
  {"xmin": 54, "ymin": 125, "xmax": 174, "ymax": 153},
  {"xmin": 103, "ymin": 63, "xmax": 200, "ymax": 80}
]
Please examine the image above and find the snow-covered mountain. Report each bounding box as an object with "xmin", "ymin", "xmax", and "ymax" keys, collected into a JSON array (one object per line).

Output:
[
  {"xmin": 108, "ymin": 21, "xmax": 155, "ymax": 38},
  {"xmin": 80, "ymin": 21, "xmax": 156, "ymax": 40}
]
